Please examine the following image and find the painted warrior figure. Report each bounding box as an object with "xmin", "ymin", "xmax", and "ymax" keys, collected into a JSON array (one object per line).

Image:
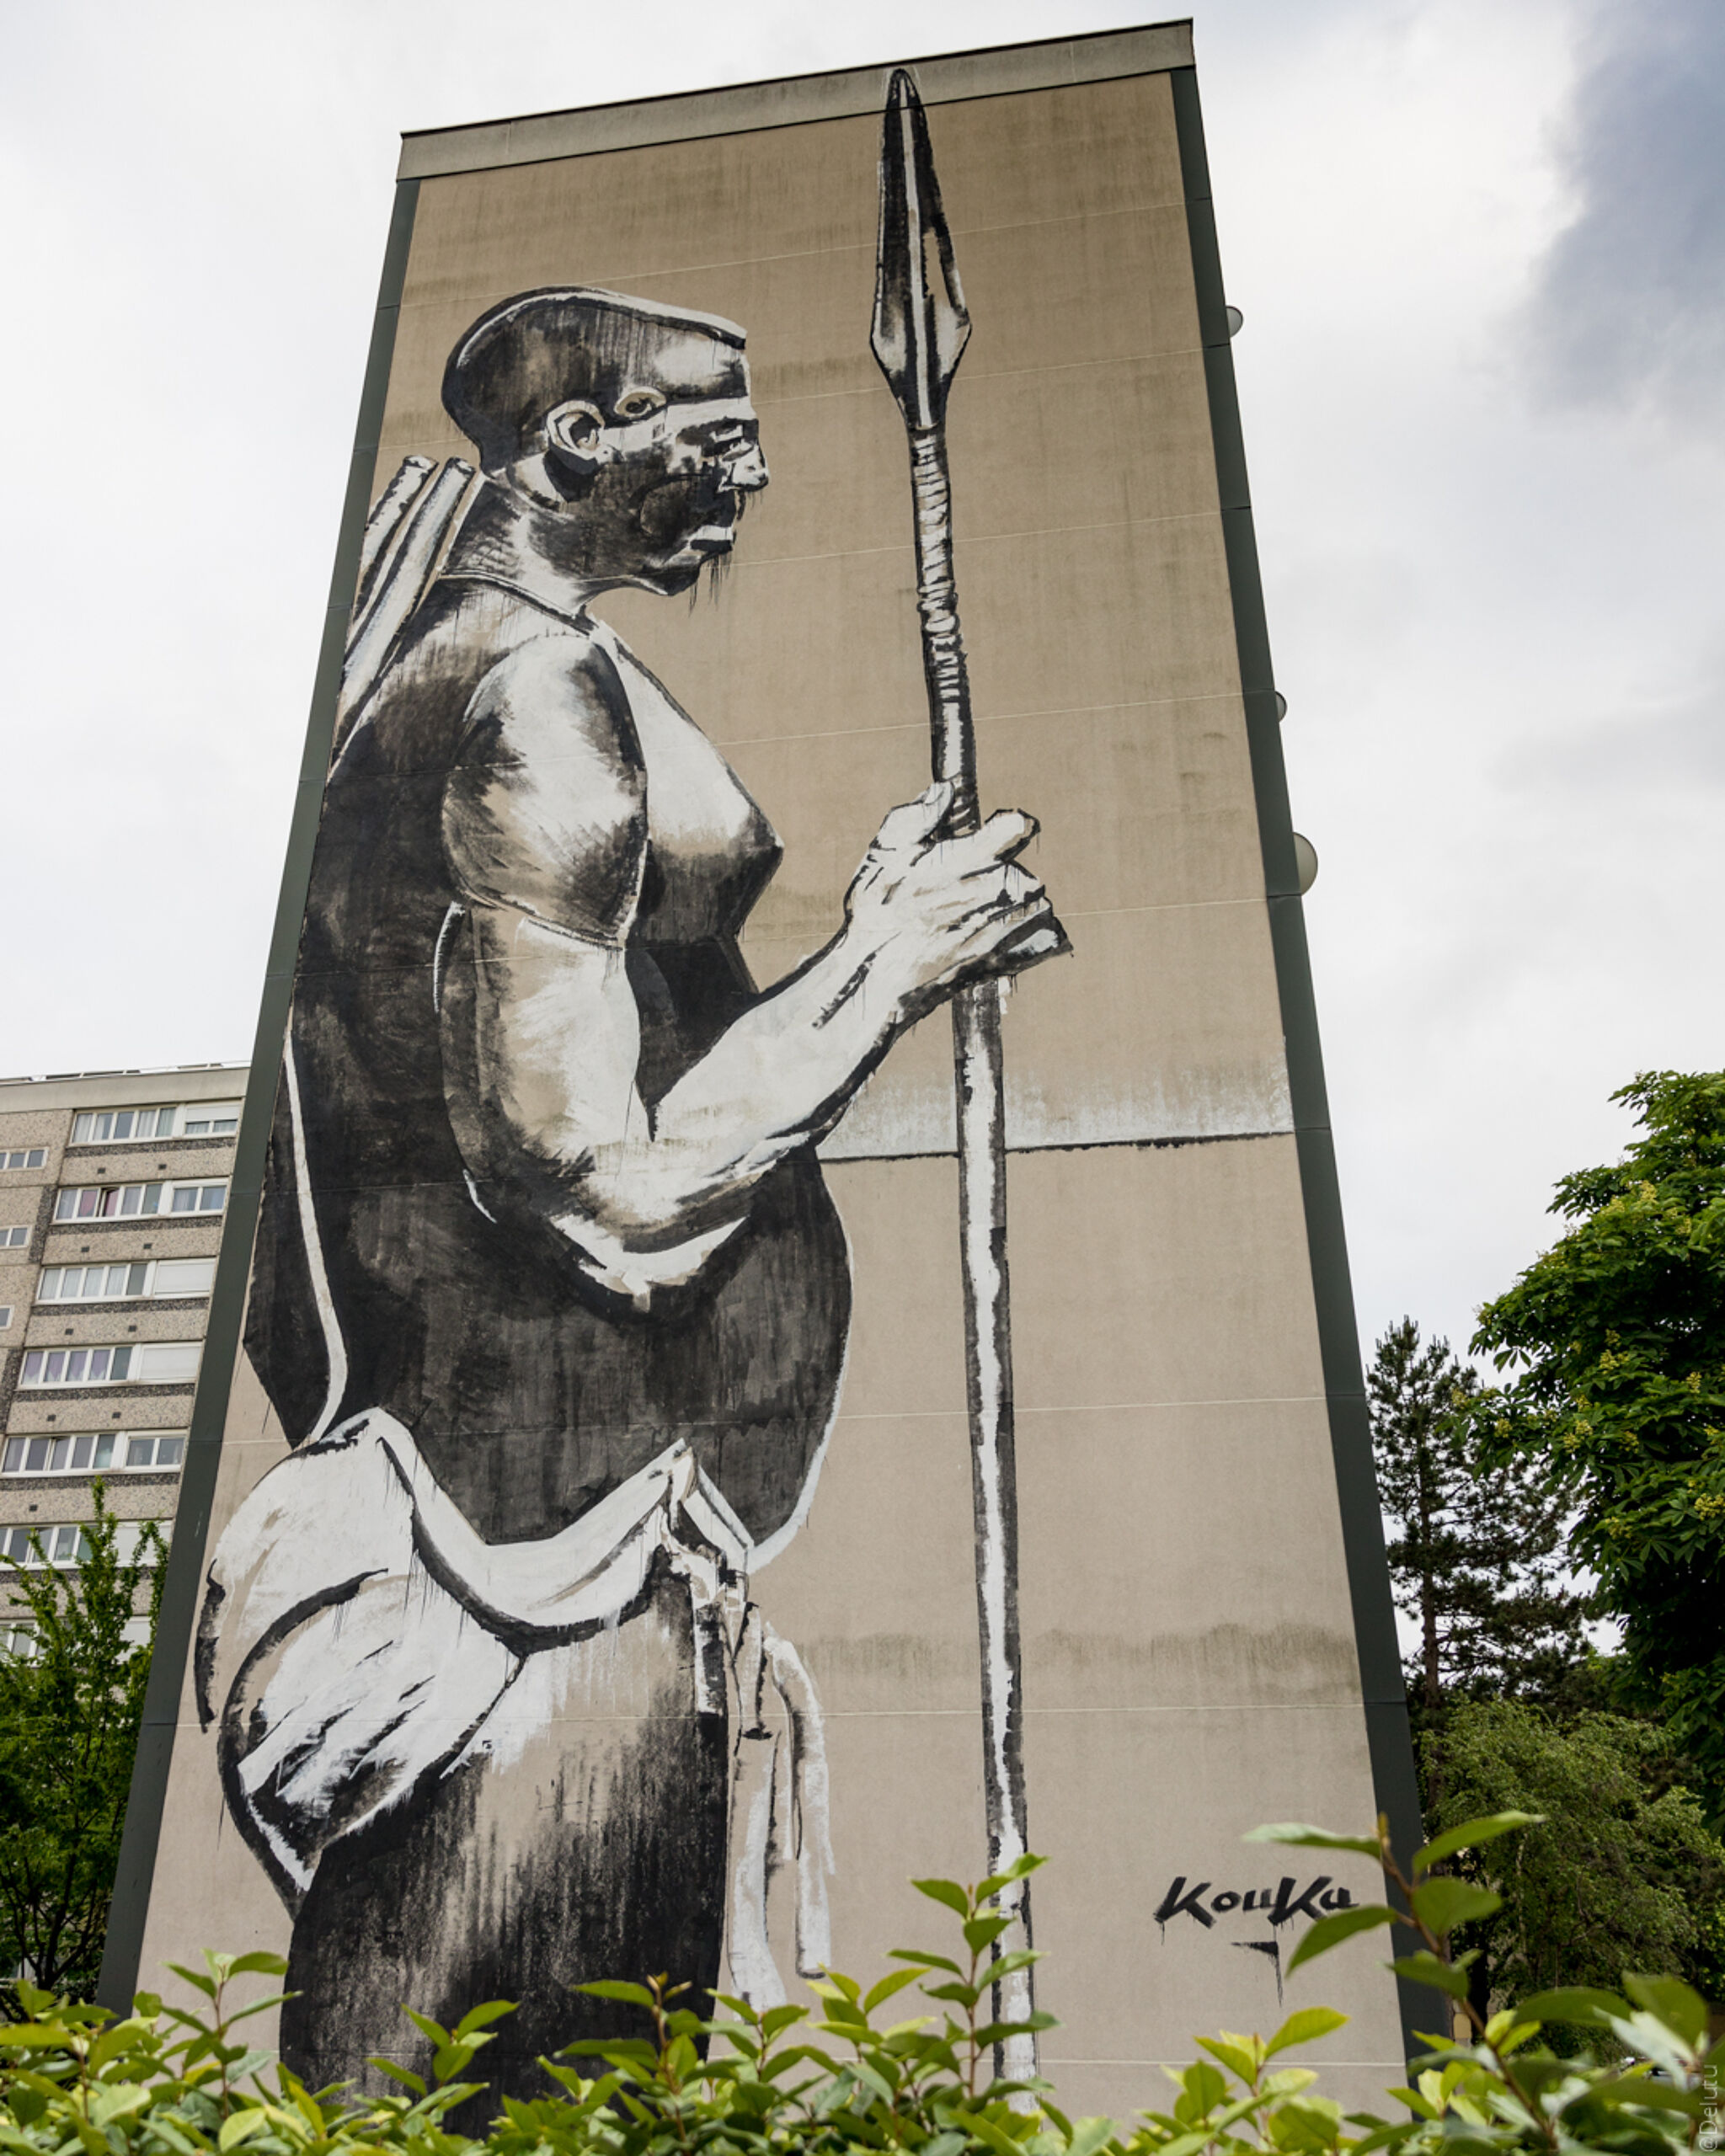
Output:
[{"xmin": 199, "ymin": 288, "xmax": 1062, "ymax": 2100}]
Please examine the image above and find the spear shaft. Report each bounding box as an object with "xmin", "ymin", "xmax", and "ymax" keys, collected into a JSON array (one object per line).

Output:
[{"xmin": 872, "ymin": 69, "xmax": 1037, "ymax": 2083}]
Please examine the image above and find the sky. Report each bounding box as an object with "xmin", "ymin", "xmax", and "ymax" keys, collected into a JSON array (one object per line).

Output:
[{"xmin": 2, "ymin": 0, "xmax": 1721, "ymax": 1374}]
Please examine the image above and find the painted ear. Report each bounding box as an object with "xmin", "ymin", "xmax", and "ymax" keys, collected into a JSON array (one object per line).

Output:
[{"xmin": 543, "ymin": 399, "xmax": 608, "ymax": 478}]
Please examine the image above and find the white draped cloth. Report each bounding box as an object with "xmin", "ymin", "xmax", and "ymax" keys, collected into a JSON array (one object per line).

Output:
[{"xmin": 198, "ymin": 1411, "xmax": 832, "ymax": 2005}]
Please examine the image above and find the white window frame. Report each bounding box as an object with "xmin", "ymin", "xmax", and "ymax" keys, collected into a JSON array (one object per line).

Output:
[
  {"xmin": 0, "ymin": 1519, "xmax": 168, "ymax": 1569},
  {"xmin": 17, "ymin": 1341, "xmax": 202, "ymax": 1389},
  {"xmin": 2, "ymin": 1429, "xmax": 188, "ymax": 1476},
  {"xmin": 36, "ymin": 1257, "xmax": 216, "ymax": 1305},
  {"xmin": 52, "ymin": 1179, "xmax": 228, "ymax": 1224},
  {"xmin": 0, "ymin": 1150, "xmax": 46, "ymax": 1171},
  {"xmin": 0, "ymin": 1227, "xmax": 29, "ymax": 1250},
  {"xmin": 0, "ymin": 1621, "xmax": 39, "ymax": 1662},
  {"xmin": 3, "ymin": 1522, "xmax": 90, "ymax": 1569},
  {"xmin": 0, "ymin": 1308, "xmax": 11, "ymax": 1330},
  {"xmin": 69, "ymin": 1102, "xmax": 242, "ymax": 1146}
]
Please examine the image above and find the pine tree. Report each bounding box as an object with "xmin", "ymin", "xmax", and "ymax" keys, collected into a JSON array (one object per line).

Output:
[{"xmin": 1369, "ymin": 1317, "xmax": 1589, "ymax": 1725}]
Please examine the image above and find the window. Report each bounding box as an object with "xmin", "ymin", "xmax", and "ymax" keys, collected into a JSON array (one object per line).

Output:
[
  {"xmin": 1, "ymin": 1519, "xmax": 166, "ymax": 1568},
  {"xmin": 3, "ymin": 1523, "xmax": 91, "ymax": 1568},
  {"xmin": 2, "ymin": 1430, "xmax": 187, "ymax": 1474},
  {"xmin": 53, "ymin": 1180, "xmax": 227, "ymax": 1222},
  {"xmin": 0, "ymin": 1150, "xmax": 46, "ymax": 1171},
  {"xmin": 38, "ymin": 1257, "xmax": 216, "ymax": 1303},
  {"xmin": 19, "ymin": 1346, "xmax": 127, "ymax": 1386},
  {"xmin": 0, "ymin": 1227, "xmax": 29, "ymax": 1249},
  {"xmin": 18, "ymin": 1341, "xmax": 201, "ymax": 1388},
  {"xmin": 71, "ymin": 1107, "xmax": 175, "ymax": 1145},
  {"xmin": 0, "ymin": 1309, "xmax": 10, "ymax": 1329},
  {"xmin": 180, "ymin": 1103, "xmax": 243, "ymax": 1137},
  {"xmin": 0, "ymin": 1623, "xmax": 38, "ymax": 1662},
  {"xmin": 71, "ymin": 1101, "xmax": 242, "ymax": 1145}
]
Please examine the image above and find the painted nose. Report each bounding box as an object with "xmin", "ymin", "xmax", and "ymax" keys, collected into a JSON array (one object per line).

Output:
[{"xmin": 723, "ymin": 440, "xmax": 770, "ymax": 492}]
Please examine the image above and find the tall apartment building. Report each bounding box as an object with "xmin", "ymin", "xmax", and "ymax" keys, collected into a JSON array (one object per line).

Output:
[{"xmin": 0, "ymin": 1064, "xmax": 248, "ymax": 1655}]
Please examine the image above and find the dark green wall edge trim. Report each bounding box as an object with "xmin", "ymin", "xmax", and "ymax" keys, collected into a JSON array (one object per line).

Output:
[
  {"xmin": 96, "ymin": 174, "xmax": 422, "ymax": 2013},
  {"xmin": 1168, "ymin": 67, "xmax": 1426, "ymax": 2061}
]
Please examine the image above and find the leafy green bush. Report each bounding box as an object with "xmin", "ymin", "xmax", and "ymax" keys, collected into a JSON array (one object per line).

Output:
[{"xmin": 0, "ymin": 1827, "xmax": 1717, "ymax": 2156}]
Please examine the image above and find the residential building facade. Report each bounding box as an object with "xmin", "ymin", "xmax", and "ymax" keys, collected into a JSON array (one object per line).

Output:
[{"xmin": 0, "ymin": 1064, "xmax": 247, "ymax": 1653}]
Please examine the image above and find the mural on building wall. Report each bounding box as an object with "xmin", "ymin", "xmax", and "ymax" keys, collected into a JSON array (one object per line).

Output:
[{"xmin": 194, "ymin": 82, "xmax": 1067, "ymax": 2098}]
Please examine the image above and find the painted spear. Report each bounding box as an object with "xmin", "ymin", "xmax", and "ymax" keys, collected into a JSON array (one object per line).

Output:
[{"xmin": 871, "ymin": 68, "xmax": 1045, "ymax": 2084}]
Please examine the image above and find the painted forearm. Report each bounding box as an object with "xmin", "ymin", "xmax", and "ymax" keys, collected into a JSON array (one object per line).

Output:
[
  {"xmin": 595, "ymin": 924, "xmax": 909, "ymax": 1214},
  {"xmin": 445, "ymin": 908, "xmax": 908, "ymax": 1276}
]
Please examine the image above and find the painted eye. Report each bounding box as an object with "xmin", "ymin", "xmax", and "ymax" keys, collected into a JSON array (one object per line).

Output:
[{"xmin": 613, "ymin": 390, "xmax": 665, "ymax": 421}]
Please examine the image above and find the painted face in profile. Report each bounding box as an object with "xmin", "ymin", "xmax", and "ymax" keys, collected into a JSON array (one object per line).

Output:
[{"xmin": 539, "ymin": 334, "xmax": 770, "ymax": 595}]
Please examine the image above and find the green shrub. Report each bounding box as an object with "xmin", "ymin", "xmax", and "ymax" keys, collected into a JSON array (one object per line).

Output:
[{"xmin": 0, "ymin": 1826, "xmax": 1717, "ymax": 2156}]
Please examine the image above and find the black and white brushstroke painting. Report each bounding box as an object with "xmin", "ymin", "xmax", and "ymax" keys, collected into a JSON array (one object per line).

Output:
[{"xmin": 194, "ymin": 276, "xmax": 1066, "ymax": 2101}]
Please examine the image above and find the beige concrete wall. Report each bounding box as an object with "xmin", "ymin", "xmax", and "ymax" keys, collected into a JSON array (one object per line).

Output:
[{"xmin": 135, "ymin": 53, "xmax": 1403, "ymax": 2114}]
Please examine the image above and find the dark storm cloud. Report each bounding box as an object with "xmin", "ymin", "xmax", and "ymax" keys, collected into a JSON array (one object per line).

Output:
[{"xmin": 1525, "ymin": 0, "xmax": 1725, "ymax": 415}]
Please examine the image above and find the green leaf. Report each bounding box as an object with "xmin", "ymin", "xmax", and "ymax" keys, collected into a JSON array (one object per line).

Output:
[
  {"xmin": 1408, "ymin": 1878, "xmax": 1502, "ymax": 1937},
  {"xmin": 922, "ymin": 2135, "xmax": 969, "ymax": 2156},
  {"xmin": 571, "ymin": 1980, "xmax": 658, "ymax": 2009},
  {"xmin": 557, "ymin": 2036, "xmax": 657, "ymax": 2061},
  {"xmin": 912, "ymin": 1877, "xmax": 972, "ymax": 1917},
  {"xmin": 1413, "ymin": 1812, "xmax": 1545, "ymax": 1876},
  {"xmin": 1264, "ymin": 2008, "xmax": 1348, "ymax": 2058},
  {"xmin": 1180, "ymin": 2060, "xmax": 1228, "ymax": 2116},
  {"xmin": 222, "ymin": 1952, "xmax": 289, "ymax": 1979},
  {"xmin": 969, "ymin": 2114, "xmax": 1030, "ymax": 2156},
  {"xmin": 1587, "ymin": 2077, "xmax": 1702, "ymax": 2116},
  {"xmin": 1516, "ymin": 1986, "xmax": 1625, "ymax": 2025},
  {"xmin": 1285, "ymin": 1904, "xmax": 1398, "ymax": 1975},
  {"xmin": 452, "ymin": 1999, "xmax": 517, "ymax": 2039},
  {"xmin": 368, "ymin": 2057, "xmax": 427, "ymax": 2095},
  {"xmin": 862, "ymin": 1969, "xmax": 922, "ymax": 2015},
  {"xmin": 963, "ymin": 1915, "xmax": 1012, "ymax": 1954},
  {"xmin": 1194, "ymin": 2035, "xmax": 1258, "ymax": 2082},
  {"xmin": 224, "ymin": 1992, "xmax": 293, "ymax": 2028},
  {"xmin": 976, "ymin": 1854, "xmax": 1046, "ymax": 1898},
  {"xmin": 972, "ymin": 2014, "xmax": 1059, "ymax": 2046},
  {"xmin": 1621, "ymin": 1973, "xmax": 1710, "ymax": 2047},
  {"xmin": 400, "ymin": 2005, "xmax": 449, "ymax": 2047},
  {"xmin": 1063, "ymin": 2120, "xmax": 1115, "ymax": 2156},
  {"xmin": 1246, "ymin": 1823, "xmax": 1384, "ymax": 1860},
  {"xmin": 889, "ymin": 1949, "xmax": 964, "ymax": 1975},
  {"xmin": 921, "ymin": 1980, "xmax": 983, "ymax": 2009},
  {"xmin": 1387, "ymin": 1953, "xmax": 1469, "ymax": 1999}
]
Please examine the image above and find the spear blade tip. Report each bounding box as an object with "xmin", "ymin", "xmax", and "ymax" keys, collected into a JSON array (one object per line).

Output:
[{"xmin": 870, "ymin": 65, "xmax": 971, "ymax": 427}]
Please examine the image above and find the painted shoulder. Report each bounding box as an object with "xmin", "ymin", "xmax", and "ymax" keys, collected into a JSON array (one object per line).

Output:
[{"xmin": 443, "ymin": 628, "xmax": 649, "ymax": 946}]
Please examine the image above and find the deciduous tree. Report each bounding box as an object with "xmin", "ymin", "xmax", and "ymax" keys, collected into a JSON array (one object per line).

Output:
[
  {"xmin": 1421, "ymin": 1699, "xmax": 1725, "ymax": 2020},
  {"xmin": 0, "ymin": 1486, "xmax": 163, "ymax": 2013},
  {"xmin": 1471, "ymin": 1070, "xmax": 1725, "ymax": 1823}
]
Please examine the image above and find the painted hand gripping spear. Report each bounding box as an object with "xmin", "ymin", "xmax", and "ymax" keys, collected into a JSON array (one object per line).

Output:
[{"xmin": 872, "ymin": 70, "xmax": 1049, "ymax": 2082}]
